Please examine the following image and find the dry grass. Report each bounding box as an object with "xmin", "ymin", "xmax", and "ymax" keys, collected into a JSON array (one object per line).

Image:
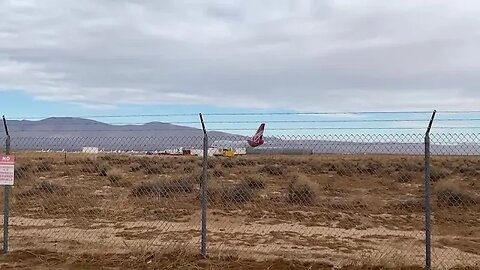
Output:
[
  {"xmin": 360, "ymin": 160, "xmax": 382, "ymax": 175},
  {"xmin": 241, "ymin": 176, "xmax": 265, "ymax": 189},
  {"xmin": 454, "ymin": 164, "xmax": 480, "ymax": 177},
  {"xmin": 430, "ymin": 166, "xmax": 450, "ymax": 182},
  {"xmin": 107, "ymin": 169, "xmax": 131, "ymax": 187},
  {"xmin": 129, "ymin": 162, "xmax": 142, "ymax": 172},
  {"xmin": 212, "ymin": 168, "xmax": 225, "ymax": 177},
  {"xmin": 221, "ymin": 158, "xmax": 235, "ymax": 168},
  {"xmin": 79, "ymin": 161, "xmax": 110, "ymax": 176},
  {"xmin": 183, "ymin": 165, "xmax": 196, "ymax": 173},
  {"xmin": 334, "ymin": 161, "xmax": 355, "ymax": 177},
  {"xmin": 259, "ymin": 164, "xmax": 284, "ymax": 176},
  {"xmin": 0, "ymin": 249, "xmax": 344, "ymax": 270},
  {"xmin": 6, "ymin": 152, "xmax": 480, "ymax": 265},
  {"xmin": 435, "ymin": 180, "xmax": 478, "ymax": 207},
  {"xmin": 236, "ymin": 158, "xmax": 256, "ymax": 166},
  {"xmin": 96, "ymin": 161, "xmax": 110, "ymax": 176},
  {"xmin": 36, "ymin": 160, "xmax": 53, "ymax": 172},
  {"xmin": 399, "ymin": 160, "xmax": 423, "ymax": 173},
  {"xmin": 131, "ymin": 177, "xmax": 194, "ymax": 198},
  {"xmin": 396, "ymin": 171, "xmax": 416, "ymax": 183},
  {"xmin": 207, "ymin": 159, "xmax": 217, "ymax": 169},
  {"xmin": 143, "ymin": 162, "xmax": 164, "ymax": 174},
  {"xmin": 221, "ymin": 184, "xmax": 255, "ymax": 204},
  {"xmin": 386, "ymin": 198, "xmax": 424, "ymax": 213},
  {"xmin": 14, "ymin": 163, "xmax": 33, "ymax": 180},
  {"xmin": 21, "ymin": 181, "xmax": 70, "ymax": 196},
  {"xmin": 204, "ymin": 185, "xmax": 221, "ymax": 202},
  {"xmin": 288, "ymin": 175, "xmax": 319, "ymax": 205}
]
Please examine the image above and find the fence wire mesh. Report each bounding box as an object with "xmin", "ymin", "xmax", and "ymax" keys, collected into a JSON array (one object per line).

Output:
[
  {"xmin": 2, "ymin": 136, "xmax": 204, "ymax": 255},
  {"xmin": 0, "ymin": 133, "xmax": 478, "ymax": 269},
  {"xmin": 208, "ymin": 134, "xmax": 427, "ymax": 267},
  {"xmin": 429, "ymin": 133, "xmax": 480, "ymax": 269}
]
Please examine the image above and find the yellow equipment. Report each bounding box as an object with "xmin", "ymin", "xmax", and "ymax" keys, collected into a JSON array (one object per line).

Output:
[{"xmin": 215, "ymin": 148, "xmax": 235, "ymax": 157}]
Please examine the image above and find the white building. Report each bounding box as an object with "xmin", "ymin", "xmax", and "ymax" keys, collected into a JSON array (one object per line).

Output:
[
  {"xmin": 190, "ymin": 149, "xmax": 216, "ymax": 157},
  {"xmin": 82, "ymin": 147, "xmax": 99, "ymax": 154}
]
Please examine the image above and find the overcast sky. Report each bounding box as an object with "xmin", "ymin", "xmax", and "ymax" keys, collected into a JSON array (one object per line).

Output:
[{"xmin": 1, "ymin": 0, "xmax": 480, "ymax": 113}]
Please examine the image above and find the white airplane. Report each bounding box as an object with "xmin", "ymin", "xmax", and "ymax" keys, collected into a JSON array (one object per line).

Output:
[{"xmin": 211, "ymin": 123, "xmax": 265, "ymax": 149}]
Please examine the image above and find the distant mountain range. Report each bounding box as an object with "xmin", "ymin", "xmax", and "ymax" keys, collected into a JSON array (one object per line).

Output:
[
  {"xmin": 1, "ymin": 117, "xmax": 235, "ymax": 138},
  {"xmin": 0, "ymin": 117, "xmax": 242, "ymax": 151},
  {"xmin": 0, "ymin": 117, "xmax": 478, "ymax": 155}
]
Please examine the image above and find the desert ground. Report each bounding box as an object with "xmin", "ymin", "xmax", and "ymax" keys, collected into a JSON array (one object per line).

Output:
[{"xmin": 0, "ymin": 151, "xmax": 479, "ymax": 269}]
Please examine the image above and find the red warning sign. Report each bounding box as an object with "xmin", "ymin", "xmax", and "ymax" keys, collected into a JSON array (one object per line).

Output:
[{"xmin": 0, "ymin": 155, "xmax": 15, "ymax": 185}]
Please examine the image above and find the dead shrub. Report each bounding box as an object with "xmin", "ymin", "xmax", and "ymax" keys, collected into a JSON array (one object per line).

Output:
[
  {"xmin": 14, "ymin": 163, "xmax": 33, "ymax": 180},
  {"xmin": 221, "ymin": 185, "xmax": 254, "ymax": 204},
  {"xmin": 195, "ymin": 171, "xmax": 204, "ymax": 184},
  {"xmin": 362, "ymin": 160, "xmax": 381, "ymax": 174},
  {"xmin": 80, "ymin": 161, "xmax": 110, "ymax": 176},
  {"xmin": 183, "ymin": 165, "xmax": 196, "ymax": 173},
  {"xmin": 79, "ymin": 163, "xmax": 95, "ymax": 173},
  {"xmin": 129, "ymin": 162, "xmax": 142, "ymax": 172},
  {"xmin": 387, "ymin": 199, "xmax": 424, "ymax": 212},
  {"xmin": 36, "ymin": 160, "xmax": 53, "ymax": 172},
  {"xmin": 98, "ymin": 162, "xmax": 110, "ymax": 176},
  {"xmin": 306, "ymin": 161, "xmax": 335, "ymax": 174},
  {"xmin": 241, "ymin": 176, "xmax": 265, "ymax": 189},
  {"xmin": 197, "ymin": 184, "xmax": 221, "ymax": 202},
  {"xmin": 396, "ymin": 171, "xmax": 416, "ymax": 183},
  {"xmin": 182, "ymin": 157, "xmax": 197, "ymax": 164},
  {"xmin": 98, "ymin": 155, "xmax": 116, "ymax": 161},
  {"xmin": 21, "ymin": 181, "xmax": 69, "ymax": 196},
  {"xmin": 222, "ymin": 159, "xmax": 235, "ymax": 168},
  {"xmin": 207, "ymin": 159, "xmax": 217, "ymax": 169},
  {"xmin": 67, "ymin": 157, "xmax": 94, "ymax": 166},
  {"xmin": 436, "ymin": 180, "xmax": 478, "ymax": 207},
  {"xmin": 131, "ymin": 177, "xmax": 194, "ymax": 198},
  {"xmin": 328, "ymin": 199, "xmax": 351, "ymax": 210},
  {"xmin": 377, "ymin": 166, "xmax": 396, "ymax": 176},
  {"xmin": 430, "ymin": 167, "xmax": 450, "ymax": 182},
  {"xmin": 399, "ymin": 160, "xmax": 423, "ymax": 172},
  {"xmin": 304, "ymin": 163, "xmax": 321, "ymax": 174},
  {"xmin": 288, "ymin": 175, "xmax": 318, "ymax": 205},
  {"xmin": 107, "ymin": 169, "xmax": 130, "ymax": 187},
  {"xmin": 334, "ymin": 162, "xmax": 354, "ymax": 177},
  {"xmin": 455, "ymin": 164, "xmax": 480, "ymax": 177},
  {"xmin": 212, "ymin": 168, "xmax": 225, "ymax": 177},
  {"xmin": 237, "ymin": 158, "xmax": 256, "ymax": 166},
  {"xmin": 259, "ymin": 164, "xmax": 284, "ymax": 176},
  {"xmin": 143, "ymin": 163, "xmax": 164, "ymax": 175},
  {"xmin": 160, "ymin": 159, "xmax": 176, "ymax": 169}
]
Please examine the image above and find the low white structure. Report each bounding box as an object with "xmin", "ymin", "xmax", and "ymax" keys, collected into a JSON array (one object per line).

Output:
[
  {"xmin": 82, "ymin": 147, "xmax": 99, "ymax": 154},
  {"xmin": 190, "ymin": 149, "xmax": 216, "ymax": 157},
  {"xmin": 234, "ymin": 148, "xmax": 247, "ymax": 155}
]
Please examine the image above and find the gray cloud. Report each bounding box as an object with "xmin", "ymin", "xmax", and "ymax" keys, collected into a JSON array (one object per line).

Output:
[{"xmin": 1, "ymin": 0, "xmax": 480, "ymax": 111}]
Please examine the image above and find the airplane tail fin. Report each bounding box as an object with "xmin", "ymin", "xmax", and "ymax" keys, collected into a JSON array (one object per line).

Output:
[
  {"xmin": 255, "ymin": 123, "xmax": 265, "ymax": 136},
  {"xmin": 248, "ymin": 123, "xmax": 265, "ymax": 147}
]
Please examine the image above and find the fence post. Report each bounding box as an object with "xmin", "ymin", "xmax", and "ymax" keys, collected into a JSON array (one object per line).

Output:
[
  {"xmin": 424, "ymin": 110, "xmax": 436, "ymax": 270},
  {"xmin": 2, "ymin": 115, "xmax": 11, "ymax": 254},
  {"xmin": 199, "ymin": 113, "xmax": 208, "ymax": 258}
]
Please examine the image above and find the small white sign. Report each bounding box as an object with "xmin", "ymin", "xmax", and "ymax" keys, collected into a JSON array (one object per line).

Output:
[{"xmin": 0, "ymin": 155, "xmax": 15, "ymax": 186}]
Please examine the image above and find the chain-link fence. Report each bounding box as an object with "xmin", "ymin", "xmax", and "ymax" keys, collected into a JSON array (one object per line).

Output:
[
  {"xmin": 0, "ymin": 133, "xmax": 479, "ymax": 269},
  {"xmin": 429, "ymin": 133, "xmax": 480, "ymax": 269}
]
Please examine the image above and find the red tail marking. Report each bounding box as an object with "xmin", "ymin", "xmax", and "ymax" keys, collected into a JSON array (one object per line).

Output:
[{"xmin": 247, "ymin": 123, "xmax": 265, "ymax": 147}]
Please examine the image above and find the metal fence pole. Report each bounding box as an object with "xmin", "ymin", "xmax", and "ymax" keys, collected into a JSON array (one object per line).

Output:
[
  {"xmin": 2, "ymin": 115, "xmax": 11, "ymax": 254},
  {"xmin": 424, "ymin": 110, "xmax": 436, "ymax": 270},
  {"xmin": 199, "ymin": 113, "xmax": 208, "ymax": 258}
]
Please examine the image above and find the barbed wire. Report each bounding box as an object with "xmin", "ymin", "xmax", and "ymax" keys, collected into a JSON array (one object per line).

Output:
[
  {"xmin": 5, "ymin": 118, "xmax": 480, "ymax": 127},
  {"xmin": 3, "ymin": 126, "xmax": 480, "ymax": 133},
  {"xmin": 6, "ymin": 110, "xmax": 480, "ymax": 120}
]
